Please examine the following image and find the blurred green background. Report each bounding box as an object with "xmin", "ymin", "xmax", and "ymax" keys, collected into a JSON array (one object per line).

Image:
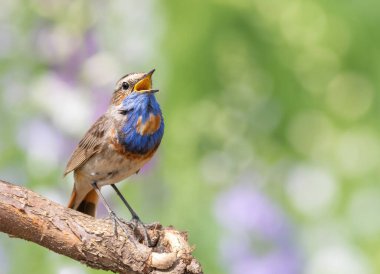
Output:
[{"xmin": 1, "ymin": 0, "xmax": 380, "ymax": 273}]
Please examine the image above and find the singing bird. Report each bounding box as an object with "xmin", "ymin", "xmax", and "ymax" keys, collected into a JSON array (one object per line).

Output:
[{"xmin": 65, "ymin": 69, "xmax": 164, "ymax": 230}]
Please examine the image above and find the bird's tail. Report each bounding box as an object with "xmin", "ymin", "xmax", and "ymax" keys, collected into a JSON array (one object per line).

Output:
[{"xmin": 67, "ymin": 187, "xmax": 98, "ymax": 217}]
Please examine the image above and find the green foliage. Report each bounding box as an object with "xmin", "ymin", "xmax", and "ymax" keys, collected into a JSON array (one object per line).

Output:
[{"xmin": 1, "ymin": 0, "xmax": 380, "ymax": 273}]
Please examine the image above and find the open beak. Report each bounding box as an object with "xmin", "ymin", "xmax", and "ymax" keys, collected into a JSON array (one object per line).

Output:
[{"xmin": 133, "ymin": 69, "xmax": 159, "ymax": 93}]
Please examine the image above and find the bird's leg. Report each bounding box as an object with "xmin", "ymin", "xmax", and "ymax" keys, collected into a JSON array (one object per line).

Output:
[
  {"xmin": 91, "ymin": 182, "xmax": 134, "ymax": 241},
  {"xmin": 110, "ymin": 184, "xmax": 141, "ymax": 219},
  {"xmin": 110, "ymin": 184, "xmax": 151, "ymax": 247}
]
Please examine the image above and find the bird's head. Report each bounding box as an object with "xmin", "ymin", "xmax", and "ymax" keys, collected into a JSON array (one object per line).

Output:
[
  {"xmin": 111, "ymin": 70, "xmax": 164, "ymax": 153},
  {"xmin": 111, "ymin": 69, "xmax": 158, "ymax": 106}
]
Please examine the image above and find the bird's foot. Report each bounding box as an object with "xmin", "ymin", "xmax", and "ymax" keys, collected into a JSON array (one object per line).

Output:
[
  {"xmin": 131, "ymin": 216, "xmax": 152, "ymax": 247},
  {"xmin": 107, "ymin": 211, "xmax": 138, "ymax": 245}
]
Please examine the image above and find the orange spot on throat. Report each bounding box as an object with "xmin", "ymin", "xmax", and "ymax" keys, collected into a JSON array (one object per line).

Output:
[{"xmin": 136, "ymin": 113, "xmax": 161, "ymax": 135}]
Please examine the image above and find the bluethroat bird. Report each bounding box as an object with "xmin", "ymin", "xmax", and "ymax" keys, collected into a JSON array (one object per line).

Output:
[{"xmin": 64, "ymin": 69, "xmax": 164, "ymax": 243}]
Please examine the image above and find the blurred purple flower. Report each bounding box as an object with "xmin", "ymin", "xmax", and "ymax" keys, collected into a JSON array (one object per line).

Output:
[
  {"xmin": 17, "ymin": 118, "xmax": 69, "ymax": 164},
  {"xmin": 214, "ymin": 182, "xmax": 303, "ymax": 274},
  {"xmin": 34, "ymin": 25, "xmax": 98, "ymax": 86},
  {"xmin": 56, "ymin": 30, "xmax": 98, "ymax": 86},
  {"xmin": 84, "ymin": 29, "xmax": 98, "ymax": 56},
  {"xmin": 0, "ymin": 245, "xmax": 9, "ymax": 274},
  {"xmin": 214, "ymin": 183, "xmax": 290, "ymax": 241},
  {"xmin": 92, "ymin": 88, "xmax": 111, "ymax": 118},
  {"xmin": 228, "ymin": 249, "xmax": 300, "ymax": 274},
  {"xmin": 0, "ymin": 24, "xmax": 14, "ymax": 58}
]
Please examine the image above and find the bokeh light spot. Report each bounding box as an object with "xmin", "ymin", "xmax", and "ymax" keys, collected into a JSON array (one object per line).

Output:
[
  {"xmin": 326, "ymin": 73, "xmax": 374, "ymax": 121},
  {"xmin": 347, "ymin": 186, "xmax": 380, "ymax": 238},
  {"xmin": 335, "ymin": 128, "xmax": 380, "ymax": 177},
  {"xmin": 280, "ymin": 1, "xmax": 327, "ymax": 47},
  {"xmin": 31, "ymin": 74, "xmax": 92, "ymax": 135},
  {"xmin": 307, "ymin": 244, "xmax": 371, "ymax": 274},
  {"xmin": 200, "ymin": 151, "xmax": 234, "ymax": 185},
  {"xmin": 286, "ymin": 165, "xmax": 338, "ymax": 217},
  {"xmin": 286, "ymin": 111, "xmax": 336, "ymax": 159}
]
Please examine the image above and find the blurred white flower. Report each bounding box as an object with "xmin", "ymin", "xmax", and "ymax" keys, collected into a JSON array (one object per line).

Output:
[
  {"xmin": 0, "ymin": 245, "xmax": 9, "ymax": 274},
  {"xmin": 81, "ymin": 52, "xmax": 122, "ymax": 87},
  {"xmin": 286, "ymin": 165, "xmax": 338, "ymax": 217},
  {"xmin": 31, "ymin": 73, "xmax": 93, "ymax": 136},
  {"xmin": 58, "ymin": 266, "xmax": 85, "ymax": 274},
  {"xmin": 307, "ymin": 243, "xmax": 371, "ymax": 274},
  {"xmin": 35, "ymin": 26, "xmax": 81, "ymax": 64},
  {"xmin": 17, "ymin": 119, "xmax": 64, "ymax": 176}
]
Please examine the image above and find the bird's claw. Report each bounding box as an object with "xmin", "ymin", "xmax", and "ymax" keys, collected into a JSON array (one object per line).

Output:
[
  {"xmin": 106, "ymin": 211, "xmax": 138, "ymax": 244},
  {"xmin": 130, "ymin": 216, "xmax": 152, "ymax": 247}
]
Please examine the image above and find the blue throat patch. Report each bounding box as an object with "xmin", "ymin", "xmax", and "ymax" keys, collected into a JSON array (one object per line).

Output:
[{"xmin": 119, "ymin": 92, "xmax": 164, "ymax": 154}]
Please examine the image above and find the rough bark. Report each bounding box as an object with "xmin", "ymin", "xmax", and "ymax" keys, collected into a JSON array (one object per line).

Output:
[{"xmin": 0, "ymin": 180, "xmax": 202, "ymax": 274}]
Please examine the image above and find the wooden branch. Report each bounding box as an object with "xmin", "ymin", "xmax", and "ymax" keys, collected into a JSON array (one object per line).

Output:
[{"xmin": 0, "ymin": 180, "xmax": 202, "ymax": 274}]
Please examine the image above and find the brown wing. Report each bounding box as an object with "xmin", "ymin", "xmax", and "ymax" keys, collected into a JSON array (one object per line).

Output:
[{"xmin": 64, "ymin": 115, "xmax": 110, "ymax": 176}]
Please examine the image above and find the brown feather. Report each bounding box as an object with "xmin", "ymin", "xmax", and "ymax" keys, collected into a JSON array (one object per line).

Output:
[
  {"xmin": 76, "ymin": 189, "xmax": 99, "ymax": 217},
  {"xmin": 64, "ymin": 115, "xmax": 110, "ymax": 176}
]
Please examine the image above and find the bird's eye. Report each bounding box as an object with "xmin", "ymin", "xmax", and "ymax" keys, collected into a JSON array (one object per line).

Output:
[{"xmin": 121, "ymin": 82, "xmax": 129, "ymax": 90}]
